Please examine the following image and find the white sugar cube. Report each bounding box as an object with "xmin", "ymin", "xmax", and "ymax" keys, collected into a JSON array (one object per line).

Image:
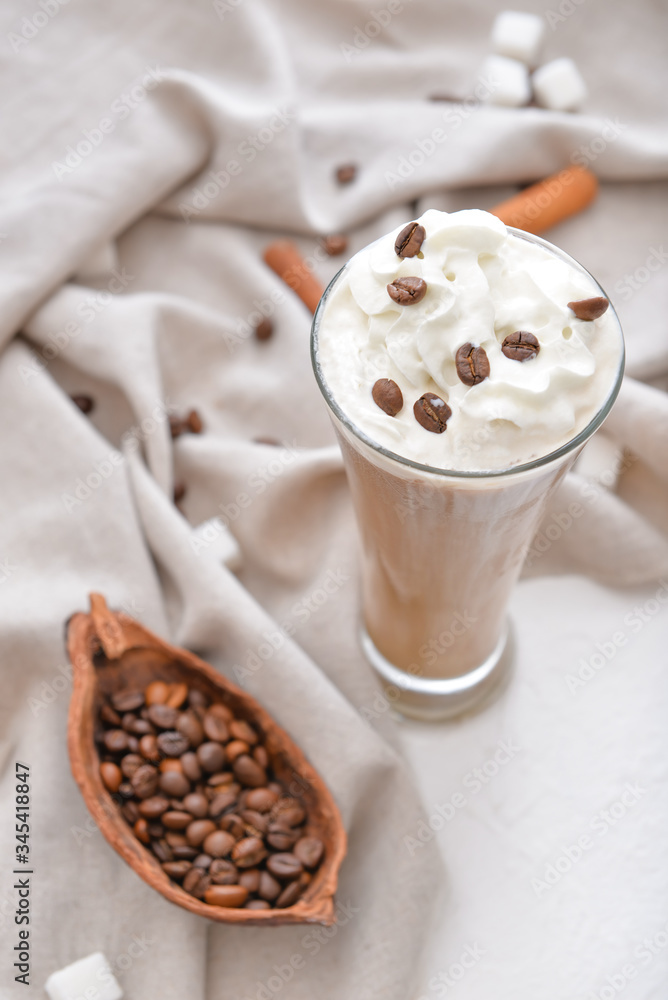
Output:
[
  {"xmin": 491, "ymin": 10, "xmax": 546, "ymax": 65},
  {"xmin": 532, "ymin": 57, "xmax": 588, "ymax": 111},
  {"xmin": 481, "ymin": 55, "xmax": 531, "ymax": 108},
  {"xmin": 45, "ymin": 952, "xmax": 122, "ymax": 1000}
]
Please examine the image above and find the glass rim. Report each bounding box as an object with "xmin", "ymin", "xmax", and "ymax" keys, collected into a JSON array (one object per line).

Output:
[{"xmin": 310, "ymin": 226, "xmax": 625, "ymax": 480}]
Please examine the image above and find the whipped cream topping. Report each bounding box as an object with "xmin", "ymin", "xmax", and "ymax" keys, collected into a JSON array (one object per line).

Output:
[{"xmin": 315, "ymin": 209, "xmax": 623, "ymax": 471}]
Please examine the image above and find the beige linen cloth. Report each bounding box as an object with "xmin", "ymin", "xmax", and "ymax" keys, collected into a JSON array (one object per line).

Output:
[{"xmin": 0, "ymin": 1, "xmax": 667, "ymax": 998}]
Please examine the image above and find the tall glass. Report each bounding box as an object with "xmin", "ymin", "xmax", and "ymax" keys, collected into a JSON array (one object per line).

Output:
[{"xmin": 311, "ymin": 231, "xmax": 624, "ymax": 721}]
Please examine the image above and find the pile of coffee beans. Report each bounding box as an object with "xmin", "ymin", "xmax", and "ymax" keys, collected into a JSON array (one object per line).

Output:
[{"xmin": 96, "ymin": 680, "xmax": 324, "ymax": 910}]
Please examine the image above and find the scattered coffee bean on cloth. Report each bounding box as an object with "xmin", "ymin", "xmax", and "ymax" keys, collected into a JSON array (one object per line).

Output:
[{"xmin": 96, "ymin": 681, "xmax": 323, "ymax": 910}]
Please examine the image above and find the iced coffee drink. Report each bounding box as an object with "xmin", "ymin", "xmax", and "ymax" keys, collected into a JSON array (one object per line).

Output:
[{"xmin": 312, "ymin": 210, "xmax": 624, "ymax": 719}]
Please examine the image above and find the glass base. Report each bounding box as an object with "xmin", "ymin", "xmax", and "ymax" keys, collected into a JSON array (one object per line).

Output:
[{"xmin": 360, "ymin": 623, "xmax": 513, "ymax": 722}]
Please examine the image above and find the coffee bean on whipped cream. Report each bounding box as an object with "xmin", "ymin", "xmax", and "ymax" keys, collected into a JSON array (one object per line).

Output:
[
  {"xmin": 394, "ymin": 222, "xmax": 426, "ymax": 259},
  {"xmin": 387, "ymin": 277, "xmax": 427, "ymax": 305},
  {"xmin": 501, "ymin": 331, "xmax": 540, "ymax": 362},
  {"xmin": 568, "ymin": 296, "xmax": 609, "ymax": 321},
  {"xmin": 455, "ymin": 343, "xmax": 490, "ymax": 386},
  {"xmin": 413, "ymin": 392, "xmax": 452, "ymax": 433},
  {"xmin": 372, "ymin": 379, "xmax": 403, "ymax": 417}
]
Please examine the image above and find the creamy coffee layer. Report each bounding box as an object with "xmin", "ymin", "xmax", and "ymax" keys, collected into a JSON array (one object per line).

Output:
[{"xmin": 316, "ymin": 209, "xmax": 622, "ymax": 470}]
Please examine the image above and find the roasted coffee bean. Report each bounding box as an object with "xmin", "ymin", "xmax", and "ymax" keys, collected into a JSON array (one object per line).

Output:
[
  {"xmin": 172, "ymin": 845, "xmax": 199, "ymax": 861},
  {"xmin": 387, "ymin": 277, "xmax": 427, "ymax": 305},
  {"xmin": 259, "ymin": 870, "xmax": 281, "ymax": 901},
  {"xmin": 335, "ymin": 163, "xmax": 357, "ymax": 185},
  {"xmin": 272, "ymin": 801, "xmax": 306, "ymax": 827},
  {"xmin": 413, "ymin": 392, "xmax": 451, "ymax": 433},
  {"xmin": 294, "ymin": 836, "xmax": 324, "ymax": 869},
  {"xmin": 238, "ymin": 868, "xmax": 261, "ymax": 893},
  {"xmin": 183, "ymin": 862, "xmax": 211, "ymax": 896},
  {"xmin": 130, "ymin": 718, "xmax": 153, "ymax": 735},
  {"xmin": 118, "ymin": 781, "xmax": 135, "ymax": 798},
  {"xmin": 188, "ymin": 689, "xmax": 209, "ymax": 709},
  {"xmin": 193, "ymin": 853, "xmax": 212, "ymax": 869},
  {"xmin": 145, "ymin": 681, "xmax": 170, "ymax": 705},
  {"xmin": 166, "ymin": 682, "xmax": 189, "ymax": 708},
  {"xmin": 225, "ymin": 740, "xmax": 249, "ymax": 762},
  {"xmin": 204, "ymin": 885, "xmax": 249, "ymax": 908},
  {"xmin": 233, "ymin": 755, "xmax": 267, "ymax": 788},
  {"xmin": 209, "ymin": 791, "xmax": 237, "ymax": 818},
  {"xmin": 320, "ymin": 234, "xmax": 348, "ymax": 256},
  {"xmin": 181, "ymin": 751, "xmax": 202, "ymax": 782},
  {"xmin": 245, "ymin": 899, "xmax": 271, "ymax": 910},
  {"xmin": 103, "ymin": 729, "xmax": 129, "ymax": 754},
  {"xmin": 122, "ymin": 752, "xmax": 148, "ymax": 780},
  {"xmin": 100, "ymin": 704, "xmax": 122, "ymax": 726},
  {"xmin": 138, "ymin": 795, "xmax": 169, "ymax": 819},
  {"xmin": 131, "ymin": 765, "xmax": 159, "ymax": 799},
  {"xmin": 203, "ymin": 830, "xmax": 236, "ymax": 858},
  {"xmin": 127, "ymin": 735, "xmax": 140, "ymax": 753},
  {"xmin": 186, "ymin": 819, "xmax": 217, "ymax": 847},
  {"xmin": 133, "ymin": 818, "xmax": 150, "ymax": 844},
  {"xmin": 173, "ymin": 482, "xmax": 186, "ymax": 504},
  {"xmin": 147, "ymin": 704, "xmax": 179, "ymax": 729},
  {"xmin": 240, "ymin": 809, "xmax": 268, "ymax": 835},
  {"xmin": 220, "ymin": 814, "xmax": 245, "ymax": 839},
  {"xmin": 568, "ymin": 296, "xmax": 609, "ymax": 321},
  {"xmin": 100, "ymin": 762, "xmax": 122, "ymax": 793},
  {"xmin": 501, "ymin": 331, "xmax": 540, "ymax": 362},
  {"xmin": 276, "ymin": 880, "xmax": 302, "ymax": 908},
  {"xmin": 152, "ymin": 839, "xmax": 173, "ymax": 863},
  {"xmin": 111, "ymin": 690, "xmax": 144, "ymax": 713},
  {"xmin": 209, "ymin": 702, "xmax": 233, "ymax": 723},
  {"xmin": 159, "ymin": 770, "xmax": 191, "ymax": 798},
  {"xmin": 266, "ymin": 825, "xmax": 299, "ymax": 851},
  {"xmin": 177, "ymin": 711, "xmax": 204, "ymax": 748},
  {"xmin": 203, "ymin": 710, "xmax": 229, "ymax": 743},
  {"xmin": 372, "ymin": 378, "xmax": 403, "ymax": 417},
  {"xmin": 197, "ymin": 742, "xmax": 226, "ymax": 773},
  {"xmin": 121, "ymin": 801, "xmax": 139, "ymax": 825},
  {"xmin": 165, "ymin": 831, "xmax": 188, "ymax": 848},
  {"xmin": 138, "ymin": 734, "xmax": 161, "ymax": 762},
  {"xmin": 71, "ymin": 393, "xmax": 95, "ymax": 414},
  {"xmin": 267, "ymin": 853, "xmax": 303, "ymax": 881},
  {"xmin": 121, "ymin": 712, "xmax": 138, "ymax": 732},
  {"xmin": 183, "ymin": 792, "xmax": 209, "ymax": 818},
  {"xmin": 162, "ymin": 811, "xmax": 193, "ymax": 831},
  {"xmin": 183, "ymin": 866, "xmax": 210, "ymax": 897},
  {"xmin": 162, "ymin": 860, "xmax": 192, "ymax": 881},
  {"xmin": 455, "ymin": 342, "xmax": 490, "ymax": 386},
  {"xmin": 394, "ymin": 221, "xmax": 426, "ymax": 258},
  {"xmin": 229, "ymin": 719, "xmax": 259, "ymax": 745},
  {"xmin": 207, "ymin": 772, "xmax": 235, "ymax": 788},
  {"xmin": 210, "ymin": 859, "xmax": 239, "ymax": 885},
  {"xmin": 245, "ymin": 787, "xmax": 278, "ymax": 813},
  {"xmin": 232, "ymin": 836, "xmax": 267, "ymax": 868},
  {"xmin": 157, "ymin": 731, "xmax": 190, "ymax": 758},
  {"xmin": 147, "ymin": 821, "xmax": 165, "ymax": 839},
  {"xmin": 160, "ymin": 758, "xmax": 183, "ymax": 773},
  {"xmin": 253, "ymin": 746, "xmax": 269, "ymax": 769},
  {"xmin": 254, "ymin": 317, "xmax": 274, "ymax": 341}
]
